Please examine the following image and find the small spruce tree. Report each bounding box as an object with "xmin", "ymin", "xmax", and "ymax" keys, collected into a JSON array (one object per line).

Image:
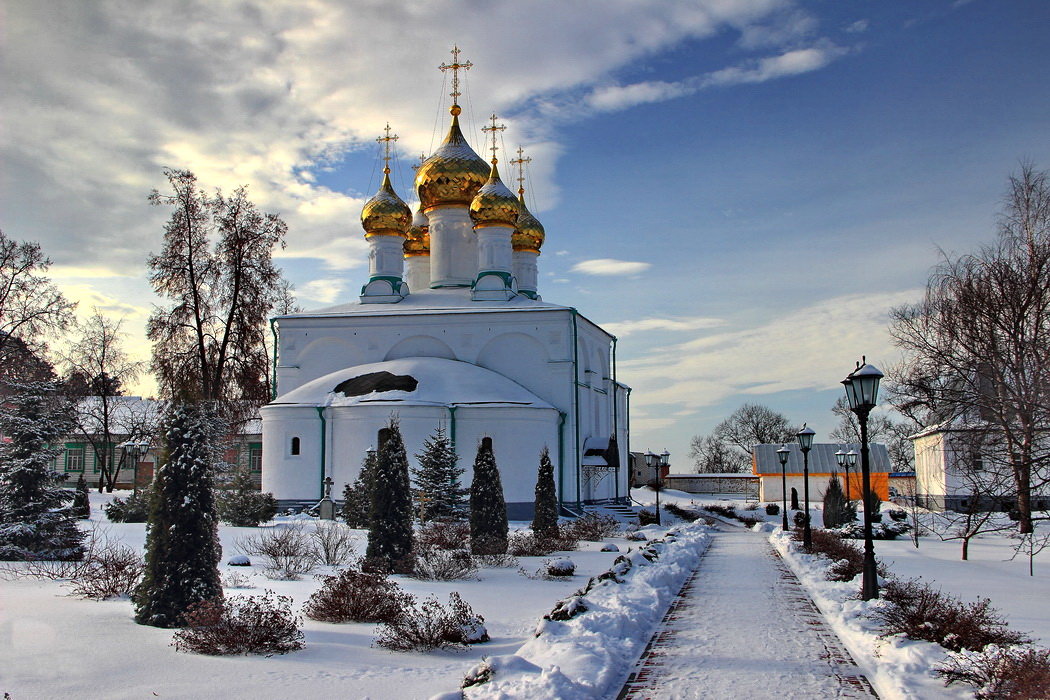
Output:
[
  {"xmin": 215, "ymin": 468, "xmax": 277, "ymax": 526},
  {"xmin": 822, "ymin": 474, "xmax": 847, "ymax": 529},
  {"xmin": 134, "ymin": 402, "xmax": 223, "ymax": 627},
  {"xmin": 0, "ymin": 381, "xmax": 84, "ymax": 561},
  {"xmin": 412, "ymin": 426, "xmax": 466, "ymax": 523},
  {"xmin": 341, "ymin": 449, "xmax": 377, "ymax": 528},
  {"xmin": 365, "ymin": 418, "xmax": 414, "ymax": 571},
  {"xmin": 470, "ymin": 437, "xmax": 508, "ymax": 555},
  {"xmin": 531, "ymin": 446, "xmax": 559, "ymax": 540},
  {"xmin": 72, "ymin": 473, "xmax": 91, "ymax": 520}
]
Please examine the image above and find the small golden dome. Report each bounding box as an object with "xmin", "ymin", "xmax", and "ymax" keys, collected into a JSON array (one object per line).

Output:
[
  {"xmin": 404, "ymin": 206, "xmax": 430, "ymax": 256},
  {"xmin": 361, "ymin": 171, "xmax": 411, "ymax": 237},
  {"xmin": 513, "ymin": 194, "xmax": 545, "ymax": 252},
  {"xmin": 470, "ymin": 161, "xmax": 520, "ymax": 228},
  {"xmin": 415, "ymin": 109, "xmax": 489, "ymax": 211}
]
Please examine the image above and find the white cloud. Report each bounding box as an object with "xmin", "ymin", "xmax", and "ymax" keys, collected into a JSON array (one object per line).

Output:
[
  {"xmin": 571, "ymin": 259, "xmax": 651, "ymax": 276},
  {"xmin": 299, "ymin": 279, "xmax": 347, "ymax": 304},
  {"xmin": 602, "ymin": 316, "xmax": 726, "ymax": 337},
  {"xmin": 845, "ymin": 19, "xmax": 870, "ymax": 33}
]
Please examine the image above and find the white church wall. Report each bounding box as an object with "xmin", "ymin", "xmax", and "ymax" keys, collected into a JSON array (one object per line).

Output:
[
  {"xmin": 261, "ymin": 406, "xmax": 324, "ymax": 501},
  {"xmin": 385, "ymin": 335, "xmax": 457, "ymax": 361}
]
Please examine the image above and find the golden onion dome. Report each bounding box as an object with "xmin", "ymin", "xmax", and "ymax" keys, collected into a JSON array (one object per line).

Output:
[
  {"xmin": 415, "ymin": 106, "xmax": 489, "ymax": 211},
  {"xmin": 513, "ymin": 194, "xmax": 545, "ymax": 252},
  {"xmin": 361, "ymin": 170, "xmax": 411, "ymax": 237},
  {"xmin": 469, "ymin": 161, "xmax": 520, "ymax": 228},
  {"xmin": 404, "ymin": 206, "xmax": 430, "ymax": 256}
]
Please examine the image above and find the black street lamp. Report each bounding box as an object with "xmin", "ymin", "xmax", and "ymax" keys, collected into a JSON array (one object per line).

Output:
[
  {"xmin": 797, "ymin": 424, "xmax": 815, "ymax": 549},
  {"xmin": 776, "ymin": 445, "xmax": 790, "ymax": 531},
  {"xmin": 842, "ymin": 358, "xmax": 884, "ymax": 601},
  {"xmin": 121, "ymin": 440, "xmax": 148, "ymax": 494},
  {"xmin": 835, "ymin": 447, "xmax": 849, "ymax": 501},
  {"xmin": 846, "ymin": 449, "xmax": 858, "ymax": 502},
  {"xmin": 644, "ymin": 450, "xmax": 664, "ymax": 525}
]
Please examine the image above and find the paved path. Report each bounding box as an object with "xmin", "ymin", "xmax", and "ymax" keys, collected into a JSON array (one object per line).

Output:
[{"xmin": 618, "ymin": 522, "xmax": 877, "ymax": 700}]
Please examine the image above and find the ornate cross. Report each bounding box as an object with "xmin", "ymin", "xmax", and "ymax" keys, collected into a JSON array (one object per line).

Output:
[
  {"xmin": 376, "ymin": 123, "xmax": 398, "ymax": 174},
  {"xmin": 509, "ymin": 146, "xmax": 532, "ymax": 197},
  {"xmin": 411, "ymin": 152, "xmax": 427, "ymax": 174},
  {"xmin": 481, "ymin": 113, "xmax": 506, "ymax": 164},
  {"xmin": 439, "ymin": 45, "xmax": 473, "ymax": 106}
]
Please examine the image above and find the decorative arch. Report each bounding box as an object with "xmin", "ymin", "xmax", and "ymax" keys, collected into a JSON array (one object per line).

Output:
[
  {"xmin": 477, "ymin": 332, "xmax": 549, "ymax": 387},
  {"xmin": 298, "ymin": 338, "xmax": 365, "ymax": 379},
  {"xmin": 385, "ymin": 335, "xmax": 456, "ymax": 362}
]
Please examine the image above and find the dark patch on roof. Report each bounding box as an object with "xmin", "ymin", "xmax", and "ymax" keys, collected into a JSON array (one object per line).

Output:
[{"xmin": 333, "ymin": 371, "xmax": 418, "ymax": 397}]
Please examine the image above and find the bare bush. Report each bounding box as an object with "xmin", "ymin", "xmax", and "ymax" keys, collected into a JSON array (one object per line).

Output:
[
  {"xmin": 303, "ymin": 566, "xmax": 414, "ymax": 623},
  {"xmin": 794, "ymin": 528, "xmax": 867, "ymax": 582},
  {"xmin": 411, "ymin": 547, "xmax": 478, "ymax": 581},
  {"xmin": 562, "ymin": 513, "xmax": 621, "ymax": 541},
  {"xmin": 473, "ymin": 552, "xmax": 519, "ymax": 568},
  {"xmin": 937, "ymin": 645, "xmax": 1050, "ymax": 699},
  {"xmin": 310, "ymin": 521, "xmax": 358, "ymax": 566},
  {"xmin": 375, "ymin": 592, "xmax": 488, "ymax": 652},
  {"xmin": 64, "ymin": 543, "xmax": 143, "ymax": 600},
  {"xmin": 508, "ymin": 530, "xmax": 557, "ymax": 557},
  {"xmin": 172, "ymin": 592, "xmax": 304, "ymax": 655},
  {"xmin": 220, "ymin": 570, "xmax": 253, "ymax": 589},
  {"xmin": 874, "ymin": 578, "xmax": 1031, "ymax": 652},
  {"xmin": 416, "ymin": 520, "xmax": 471, "ymax": 551},
  {"xmin": 236, "ymin": 524, "xmax": 316, "ymax": 580},
  {"xmin": 663, "ymin": 502, "xmax": 702, "ymax": 522}
]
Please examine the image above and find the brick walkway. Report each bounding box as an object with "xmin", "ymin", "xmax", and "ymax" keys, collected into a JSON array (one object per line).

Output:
[{"xmin": 618, "ymin": 523, "xmax": 878, "ymax": 699}]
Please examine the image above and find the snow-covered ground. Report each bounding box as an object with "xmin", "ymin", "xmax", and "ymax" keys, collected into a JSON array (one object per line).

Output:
[{"xmin": 1, "ymin": 491, "xmax": 664, "ymax": 700}]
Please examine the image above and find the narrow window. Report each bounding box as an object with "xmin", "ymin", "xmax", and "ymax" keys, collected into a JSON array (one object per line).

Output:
[
  {"xmin": 249, "ymin": 443, "xmax": 263, "ymax": 472},
  {"xmin": 290, "ymin": 436, "xmax": 301, "ymax": 456}
]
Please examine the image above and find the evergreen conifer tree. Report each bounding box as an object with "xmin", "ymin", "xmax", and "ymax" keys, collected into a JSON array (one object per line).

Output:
[
  {"xmin": 0, "ymin": 381, "xmax": 84, "ymax": 561},
  {"xmin": 470, "ymin": 437, "xmax": 508, "ymax": 555},
  {"xmin": 822, "ymin": 474, "xmax": 848, "ymax": 529},
  {"xmin": 531, "ymin": 446, "xmax": 559, "ymax": 540},
  {"xmin": 341, "ymin": 449, "xmax": 377, "ymax": 528},
  {"xmin": 412, "ymin": 427, "xmax": 465, "ymax": 523},
  {"xmin": 72, "ymin": 473, "xmax": 91, "ymax": 520},
  {"xmin": 134, "ymin": 402, "xmax": 222, "ymax": 627},
  {"xmin": 365, "ymin": 418, "xmax": 414, "ymax": 571},
  {"xmin": 215, "ymin": 468, "xmax": 277, "ymax": 526}
]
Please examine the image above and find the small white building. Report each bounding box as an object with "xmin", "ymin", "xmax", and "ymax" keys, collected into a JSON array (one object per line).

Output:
[
  {"xmin": 752, "ymin": 443, "xmax": 892, "ymax": 504},
  {"xmin": 262, "ymin": 79, "xmax": 630, "ymax": 517}
]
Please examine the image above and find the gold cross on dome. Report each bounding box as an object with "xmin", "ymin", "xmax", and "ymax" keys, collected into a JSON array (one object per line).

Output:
[
  {"xmin": 509, "ymin": 146, "xmax": 532, "ymax": 196},
  {"xmin": 481, "ymin": 114, "xmax": 506, "ymax": 164},
  {"xmin": 439, "ymin": 45, "xmax": 473, "ymax": 106},
  {"xmin": 411, "ymin": 152, "xmax": 427, "ymax": 173},
  {"xmin": 376, "ymin": 123, "xmax": 398, "ymax": 174}
]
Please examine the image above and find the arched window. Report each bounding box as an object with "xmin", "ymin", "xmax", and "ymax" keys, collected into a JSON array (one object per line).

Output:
[{"xmin": 290, "ymin": 436, "xmax": 301, "ymax": 456}]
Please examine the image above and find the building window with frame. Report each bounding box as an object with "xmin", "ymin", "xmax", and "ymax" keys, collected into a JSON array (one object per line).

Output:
[
  {"xmin": 65, "ymin": 443, "xmax": 86, "ymax": 472},
  {"xmin": 290, "ymin": 436, "xmax": 301, "ymax": 456},
  {"xmin": 249, "ymin": 443, "xmax": 263, "ymax": 472}
]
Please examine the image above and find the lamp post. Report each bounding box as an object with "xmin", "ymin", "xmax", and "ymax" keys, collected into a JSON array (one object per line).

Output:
[
  {"xmin": 121, "ymin": 440, "xmax": 148, "ymax": 494},
  {"xmin": 776, "ymin": 445, "xmax": 790, "ymax": 531},
  {"xmin": 842, "ymin": 358, "xmax": 884, "ymax": 601},
  {"xmin": 797, "ymin": 424, "xmax": 815, "ymax": 549},
  {"xmin": 846, "ymin": 449, "xmax": 858, "ymax": 502},
  {"xmin": 644, "ymin": 450, "xmax": 662, "ymax": 525},
  {"xmin": 835, "ymin": 447, "xmax": 848, "ymax": 501}
]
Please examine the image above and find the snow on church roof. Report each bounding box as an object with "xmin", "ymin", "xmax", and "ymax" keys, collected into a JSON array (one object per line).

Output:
[
  {"xmin": 271, "ymin": 357, "xmax": 556, "ymax": 410},
  {"xmin": 278, "ymin": 288, "xmax": 567, "ymax": 319}
]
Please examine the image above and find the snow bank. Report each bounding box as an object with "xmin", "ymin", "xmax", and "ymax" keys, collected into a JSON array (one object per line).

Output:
[
  {"xmin": 768, "ymin": 529, "xmax": 969, "ymax": 699},
  {"xmin": 445, "ymin": 522, "xmax": 712, "ymax": 699}
]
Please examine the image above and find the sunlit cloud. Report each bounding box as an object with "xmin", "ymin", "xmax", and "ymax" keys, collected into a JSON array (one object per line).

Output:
[
  {"xmin": 602, "ymin": 316, "xmax": 726, "ymax": 337},
  {"xmin": 571, "ymin": 259, "xmax": 651, "ymax": 276}
]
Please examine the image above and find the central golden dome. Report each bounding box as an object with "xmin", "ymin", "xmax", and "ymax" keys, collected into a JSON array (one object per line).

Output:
[
  {"xmin": 513, "ymin": 194, "xmax": 545, "ymax": 252},
  {"xmin": 415, "ymin": 107, "xmax": 489, "ymax": 211},
  {"xmin": 470, "ymin": 161, "xmax": 520, "ymax": 228},
  {"xmin": 404, "ymin": 206, "xmax": 430, "ymax": 256},
  {"xmin": 361, "ymin": 171, "xmax": 411, "ymax": 237}
]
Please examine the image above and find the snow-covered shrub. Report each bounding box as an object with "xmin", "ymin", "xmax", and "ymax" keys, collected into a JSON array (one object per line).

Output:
[
  {"xmin": 663, "ymin": 502, "xmax": 701, "ymax": 522},
  {"xmin": 104, "ymin": 491, "xmax": 151, "ymax": 523},
  {"xmin": 375, "ymin": 592, "xmax": 488, "ymax": 651},
  {"xmin": 531, "ymin": 447, "xmax": 559, "ymax": 540},
  {"xmin": 469, "ymin": 438, "xmax": 508, "ymax": 555},
  {"xmin": 473, "ymin": 551, "xmax": 519, "ymax": 568},
  {"xmin": 545, "ymin": 558, "xmax": 575, "ymax": 577},
  {"xmin": 303, "ymin": 566, "xmax": 413, "ymax": 623},
  {"xmin": 765, "ymin": 503, "xmax": 780, "ymax": 515},
  {"xmin": 366, "ymin": 419, "xmax": 415, "ymax": 570},
  {"xmin": 562, "ymin": 513, "xmax": 621, "ymax": 541},
  {"xmin": 310, "ymin": 521, "xmax": 357, "ymax": 566},
  {"xmin": 71, "ymin": 474, "xmax": 90, "ymax": 519},
  {"xmin": 220, "ymin": 570, "xmax": 253, "ymax": 589},
  {"xmin": 214, "ymin": 469, "xmax": 277, "ymax": 527},
  {"xmin": 625, "ymin": 530, "xmax": 647, "ymax": 542},
  {"xmin": 236, "ymin": 523, "xmax": 316, "ymax": 580},
  {"xmin": 637, "ymin": 509, "xmax": 659, "ymax": 526},
  {"xmin": 704, "ymin": 504, "xmax": 737, "ymax": 519},
  {"xmin": 937, "ymin": 645, "xmax": 1050, "ymax": 699},
  {"xmin": 836, "ymin": 520, "xmax": 910, "ymax": 540},
  {"xmin": 65, "ymin": 542, "xmax": 143, "ymax": 600},
  {"xmin": 601, "ymin": 543, "xmax": 619, "ymax": 552},
  {"xmin": 887, "ymin": 508, "xmax": 907, "ymax": 522},
  {"xmin": 793, "ymin": 510, "xmax": 808, "ymax": 528},
  {"xmin": 227, "ymin": 554, "xmax": 250, "ymax": 566},
  {"xmin": 416, "ymin": 520, "xmax": 470, "ymax": 551},
  {"xmin": 874, "ymin": 578, "xmax": 1031, "ymax": 652},
  {"xmin": 796, "ymin": 527, "xmax": 867, "ymax": 582},
  {"xmin": 172, "ymin": 592, "xmax": 304, "ymax": 655},
  {"xmin": 508, "ymin": 530, "xmax": 559, "ymax": 557},
  {"xmin": 412, "ymin": 546, "xmax": 478, "ymax": 581},
  {"xmin": 544, "ymin": 594, "xmax": 588, "ymax": 622}
]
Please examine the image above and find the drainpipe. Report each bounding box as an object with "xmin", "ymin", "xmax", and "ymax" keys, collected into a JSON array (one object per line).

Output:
[
  {"xmin": 447, "ymin": 405, "xmax": 458, "ymax": 451},
  {"xmin": 269, "ymin": 318, "xmax": 279, "ymax": 401},
  {"xmin": 612, "ymin": 335, "xmax": 619, "ymax": 501},
  {"xmin": 570, "ymin": 308, "xmax": 581, "ymax": 509},
  {"xmin": 557, "ymin": 411, "xmax": 567, "ymax": 512},
  {"xmin": 314, "ymin": 407, "xmax": 327, "ymax": 499}
]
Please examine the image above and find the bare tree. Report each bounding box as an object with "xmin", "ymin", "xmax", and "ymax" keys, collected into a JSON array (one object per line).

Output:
[
  {"xmin": 829, "ymin": 396, "xmax": 917, "ymax": 473},
  {"xmin": 889, "ymin": 163, "xmax": 1050, "ymax": 534},
  {"xmin": 146, "ymin": 169, "xmax": 293, "ymax": 421},
  {"xmin": 60, "ymin": 312, "xmax": 148, "ymax": 492},
  {"xmin": 688, "ymin": 433, "xmax": 750, "ymax": 473},
  {"xmin": 713, "ymin": 403, "xmax": 797, "ymax": 457},
  {"xmin": 0, "ymin": 229, "xmax": 76, "ymax": 371}
]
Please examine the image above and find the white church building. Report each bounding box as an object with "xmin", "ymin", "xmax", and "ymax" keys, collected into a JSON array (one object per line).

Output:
[{"xmin": 261, "ymin": 61, "xmax": 630, "ymax": 518}]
